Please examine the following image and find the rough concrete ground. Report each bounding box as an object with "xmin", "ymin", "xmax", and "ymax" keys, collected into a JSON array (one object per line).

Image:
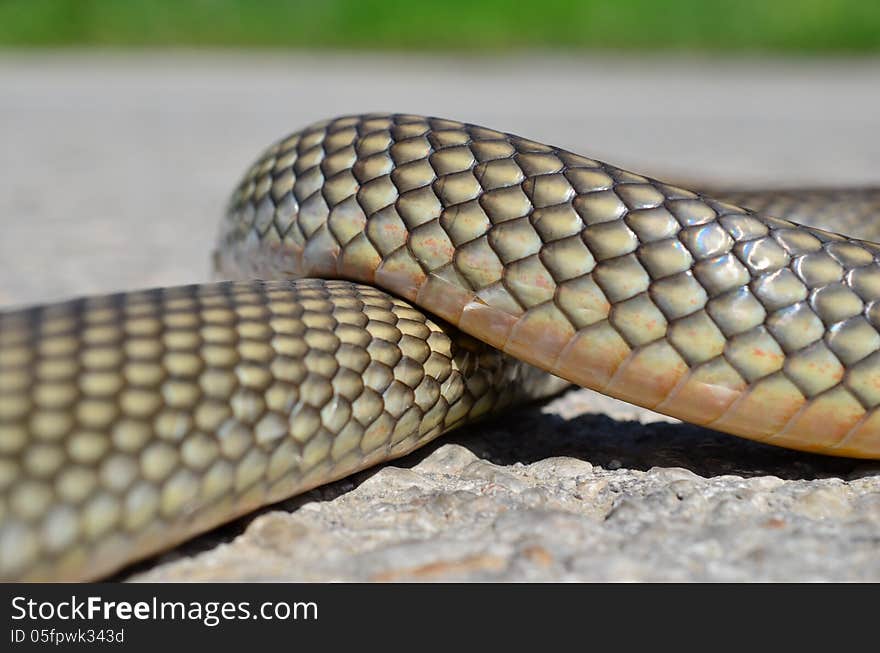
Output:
[{"xmin": 1, "ymin": 53, "xmax": 879, "ymax": 581}]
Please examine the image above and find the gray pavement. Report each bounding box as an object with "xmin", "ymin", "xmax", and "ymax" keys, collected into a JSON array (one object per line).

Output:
[
  {"xmin": 3, "ymin": 52, "xmax": 880, "ymax": 307},
  {"xmin": 2, "ymin": 53, "xmax": 880, "ymax": 581}
]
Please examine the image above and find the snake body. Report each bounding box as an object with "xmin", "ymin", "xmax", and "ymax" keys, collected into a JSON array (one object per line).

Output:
[{"xmin": 2, "ymin": 113, "xmax": 880, "ymax": 581}]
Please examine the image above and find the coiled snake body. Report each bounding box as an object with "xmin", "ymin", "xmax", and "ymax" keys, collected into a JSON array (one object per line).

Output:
[{"xmin": 2, "ymin": 113, "xmax": 880, "ymax": 581}]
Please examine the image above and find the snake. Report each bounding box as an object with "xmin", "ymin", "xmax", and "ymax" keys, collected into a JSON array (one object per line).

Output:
[{"xmin": 3, "ymin": 113, "xmax": 880, "ymax": 582}]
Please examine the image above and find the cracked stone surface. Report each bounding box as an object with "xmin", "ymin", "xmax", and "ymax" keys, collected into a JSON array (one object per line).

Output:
[{"xmin": 1, "ymin": 53, "xmax": 879, "ymax": 581}]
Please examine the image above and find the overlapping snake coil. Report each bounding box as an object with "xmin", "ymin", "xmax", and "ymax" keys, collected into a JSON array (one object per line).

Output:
[{"xmin": 2, "ymin": 114, "xmax": 880, "ymax": 581}]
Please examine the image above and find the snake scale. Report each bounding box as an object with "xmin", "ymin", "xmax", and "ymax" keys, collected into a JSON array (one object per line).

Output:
[{"xmin": 2, "ymin": 113, "xmax": 880, "ymax": 581}]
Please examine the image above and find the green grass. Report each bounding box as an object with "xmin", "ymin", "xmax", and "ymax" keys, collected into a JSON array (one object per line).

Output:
[{"xmin": 1, "ymin": 0, "xmax": 879, "ymax": 52}]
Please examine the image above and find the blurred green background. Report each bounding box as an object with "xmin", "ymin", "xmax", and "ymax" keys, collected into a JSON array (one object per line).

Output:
[{"xmin": 1, "ymin": 0, "xmax": 879, "ymax": 52}]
